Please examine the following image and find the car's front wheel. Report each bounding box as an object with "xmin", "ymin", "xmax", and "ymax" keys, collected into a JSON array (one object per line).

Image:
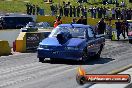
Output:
[{"xmin": 39, "ymin": 58, "xmax": 45, "ymax": 62}]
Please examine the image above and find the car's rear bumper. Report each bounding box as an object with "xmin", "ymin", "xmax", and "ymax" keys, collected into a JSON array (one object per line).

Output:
[{"xmin": 37, "ymin": 49, "xmax": 83, "ymax": 60}]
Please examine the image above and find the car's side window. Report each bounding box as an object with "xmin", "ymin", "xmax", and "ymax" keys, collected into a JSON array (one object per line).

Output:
[{"xmin": 87, "ymin": 27, "xmax": 94, "ymax": 38}]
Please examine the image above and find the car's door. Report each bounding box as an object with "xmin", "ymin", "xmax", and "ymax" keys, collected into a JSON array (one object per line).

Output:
[{"xmin": 86, "ymin": 27, "xmax": 100, "ymax": 55}]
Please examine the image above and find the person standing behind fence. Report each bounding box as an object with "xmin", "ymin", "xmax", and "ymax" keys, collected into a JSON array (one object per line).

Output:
[
  {"xmin": 93, "ymin": 6, "xmax": 97, "ymax": 18},
  {"xmin": 127, "ymin": 8, "xmax": 132, "ymax": 20},
  {"xmin": 121, "ymin": 9, "xmax": 125, "ymax": 20},
  {"xmin": 32, "ymin": 5, "xmax": 36, "ymax": 15},
  {"xmin": 106, "ymin": 7, "xmax": 110, "ymax": 19},
  {"xmin": 102, "ymin": 7, "xmax": 106, "ymax": 18},
  {"xmin": 73, "ymin": 6, "xmax": 76, "ymax": 17},
  {"xmin": 107, "ymin": 18, "xmax": 112, "ymax": 40},
  {"xmin": 115, "ymin": 8, "xmax": 121, "ymax": 19},
  {"xmin": 59, "ymin": 6, "xmax": 63, "ymax": 16},
  {"xmin": 29, "ymin": 3, "xmax": 32, "ymax": 15},
  {"xmin": 54, "ymin": 5, "xmax": 58, "ymax": 15},
  {"xmin": 26, "ymin": 3, "xmax": 30, "ymax": 15},
  {"xmin": 50, "ymin": 4, "xmax": 55, "ymax": 16},
  {"xmin": 77, "ymin": 6, "xmax": 80, "ymax": 17},
  {"xmin": 36, "ymin": 5, "xmax": 40, "ymax": 15},
  {"xmin": 115, "ymin": 19, "xmax": 121, "ymax": 40},
  {"xmin": 84, "ymin": 6, "xmax": 87, "ymax": 18},
  {"xmin": 89, "ymin": 6, "xmax": 93, "ymax": 18},
  {"xmin": 100, "ymin": 6, "xmax": 103, "ymax": 18},
  {"xmin": 70, "ymin": 5, "xmax": 73, "ymax": 17},
  {"xmin": 63, "ymin": 5, "xmax": 66, "ymax": 17},
  {"xmin": 97, "ymin": 7, "xmax": 101, "ymax": 18},
  {"xmin": 111, "ymin": 8, "xmax": 115, "ymax": 19},
  {"xmin": 121, "ymin": 20, "xmax": 127, "ymax": 39},
  {"xmin": 81, "ymin": 7, "xmax": 84, "ymax": 17},
  {"xmin": 97, "ymin": 18, "xmax": 106, "ymax": 34},
  {"xmin": 65, "ymin": 4, "xmax": 69, "ymax": 17}
]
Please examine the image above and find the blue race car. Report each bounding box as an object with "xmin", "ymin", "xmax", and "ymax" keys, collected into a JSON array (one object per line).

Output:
[{"xmin": 37, "ymin": 24, "xmax": 105, "ymax": 62}]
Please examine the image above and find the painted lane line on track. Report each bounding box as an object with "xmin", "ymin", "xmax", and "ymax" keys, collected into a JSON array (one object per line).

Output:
[{"xmin": 108, "ymin": 64, "xmax": 132, "ymax": 74}]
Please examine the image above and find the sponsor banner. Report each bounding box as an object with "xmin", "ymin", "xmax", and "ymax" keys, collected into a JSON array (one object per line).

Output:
[{"xmin": 26, "ymin": 33, "xmax": 40, "ymax": 51}]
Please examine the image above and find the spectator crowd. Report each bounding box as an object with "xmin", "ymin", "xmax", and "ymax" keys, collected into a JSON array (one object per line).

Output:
[
  {"xmin": 26, "ymin": 3, "xmax": 40, "ymax": 15},
  {"xmin": 25, "ymin": 1, "xmax": 131, "ymax": 41},
  {"xmin": 49, "ymin": 1, "xmax": 131, "ymax": 20}
]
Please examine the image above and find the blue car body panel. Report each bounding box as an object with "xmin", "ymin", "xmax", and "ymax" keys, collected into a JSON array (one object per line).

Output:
[
  {"xmin": 41, "ymin": 37, "xmax": 86, "ymax": 47},
  {"xmin": 37, "ymin": 24, "xmax": 105, "ymax": 60}
]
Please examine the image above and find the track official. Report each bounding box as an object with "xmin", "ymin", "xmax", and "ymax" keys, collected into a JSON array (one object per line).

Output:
[{"xmin": 54, "ymin": 16, "xmax": 62, "ymax": 28}]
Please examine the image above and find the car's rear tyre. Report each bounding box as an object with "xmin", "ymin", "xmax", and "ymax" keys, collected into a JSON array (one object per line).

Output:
[
  {"xmin": 39, "ymin": 58, "xmax": 45, "ymax": 62},
  {"xmin": 81, "ymin": 48, "xmax": 88, "ymax": 62},
  {"xmin": 93, "ymin": 45, "xmax": 104, "ymax": 59},
  {"xmin": 129, "ymin": 39, "xmax": 132, "ymax": 44}
]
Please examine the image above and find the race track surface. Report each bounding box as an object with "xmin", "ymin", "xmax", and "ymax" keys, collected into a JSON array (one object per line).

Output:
[{"xmin": 0, "ymin": 40, "xmax": 132, "ymax": 88}]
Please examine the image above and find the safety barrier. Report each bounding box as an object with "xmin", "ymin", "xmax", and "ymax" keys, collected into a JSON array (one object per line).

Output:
[
  {"xmin": 15, "ymin": 30, "xmax": 52, "ymax": 52},
  {"xmin": 36, "ymin": 16, "xmax": 80, "ymax": 26},
  {"xmin": 0, "ymin": 40, "xmax": 11, "ymax": 56},
  {"xmin": 36, "ymin": 16, "xmax": 117, "ymax": 28},
  {"xmin": 15, "ymin": 32, "xmax": 26, "ymax": 52}
]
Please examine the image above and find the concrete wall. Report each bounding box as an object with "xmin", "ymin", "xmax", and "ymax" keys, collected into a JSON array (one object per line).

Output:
[{"xmin": 0, "ymin": 29, "xmax": 20, "ymax": 47}]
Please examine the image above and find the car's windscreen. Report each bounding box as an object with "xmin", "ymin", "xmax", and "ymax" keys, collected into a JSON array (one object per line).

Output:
[{"xmin": 49, "ymin": 26, "xmax": 86, "ymax": 38}]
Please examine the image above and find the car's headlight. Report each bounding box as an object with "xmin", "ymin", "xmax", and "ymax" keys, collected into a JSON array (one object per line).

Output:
[
  {"xmin": 38, "ymin": 45, "xmax": 43, "ymax": 48},
  {"xmin": 66, "ymin": 47, "xmax": 79, "ymax": 50},
  {"xmin": 38, "ymin": 45, "xmax": 49, "ymax": 49}
]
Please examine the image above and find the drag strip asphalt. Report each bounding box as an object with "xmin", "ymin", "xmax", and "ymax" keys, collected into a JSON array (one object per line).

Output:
[{"xmin": 0, "ymin": 40, "xmax": 132, "ymax": 88}]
